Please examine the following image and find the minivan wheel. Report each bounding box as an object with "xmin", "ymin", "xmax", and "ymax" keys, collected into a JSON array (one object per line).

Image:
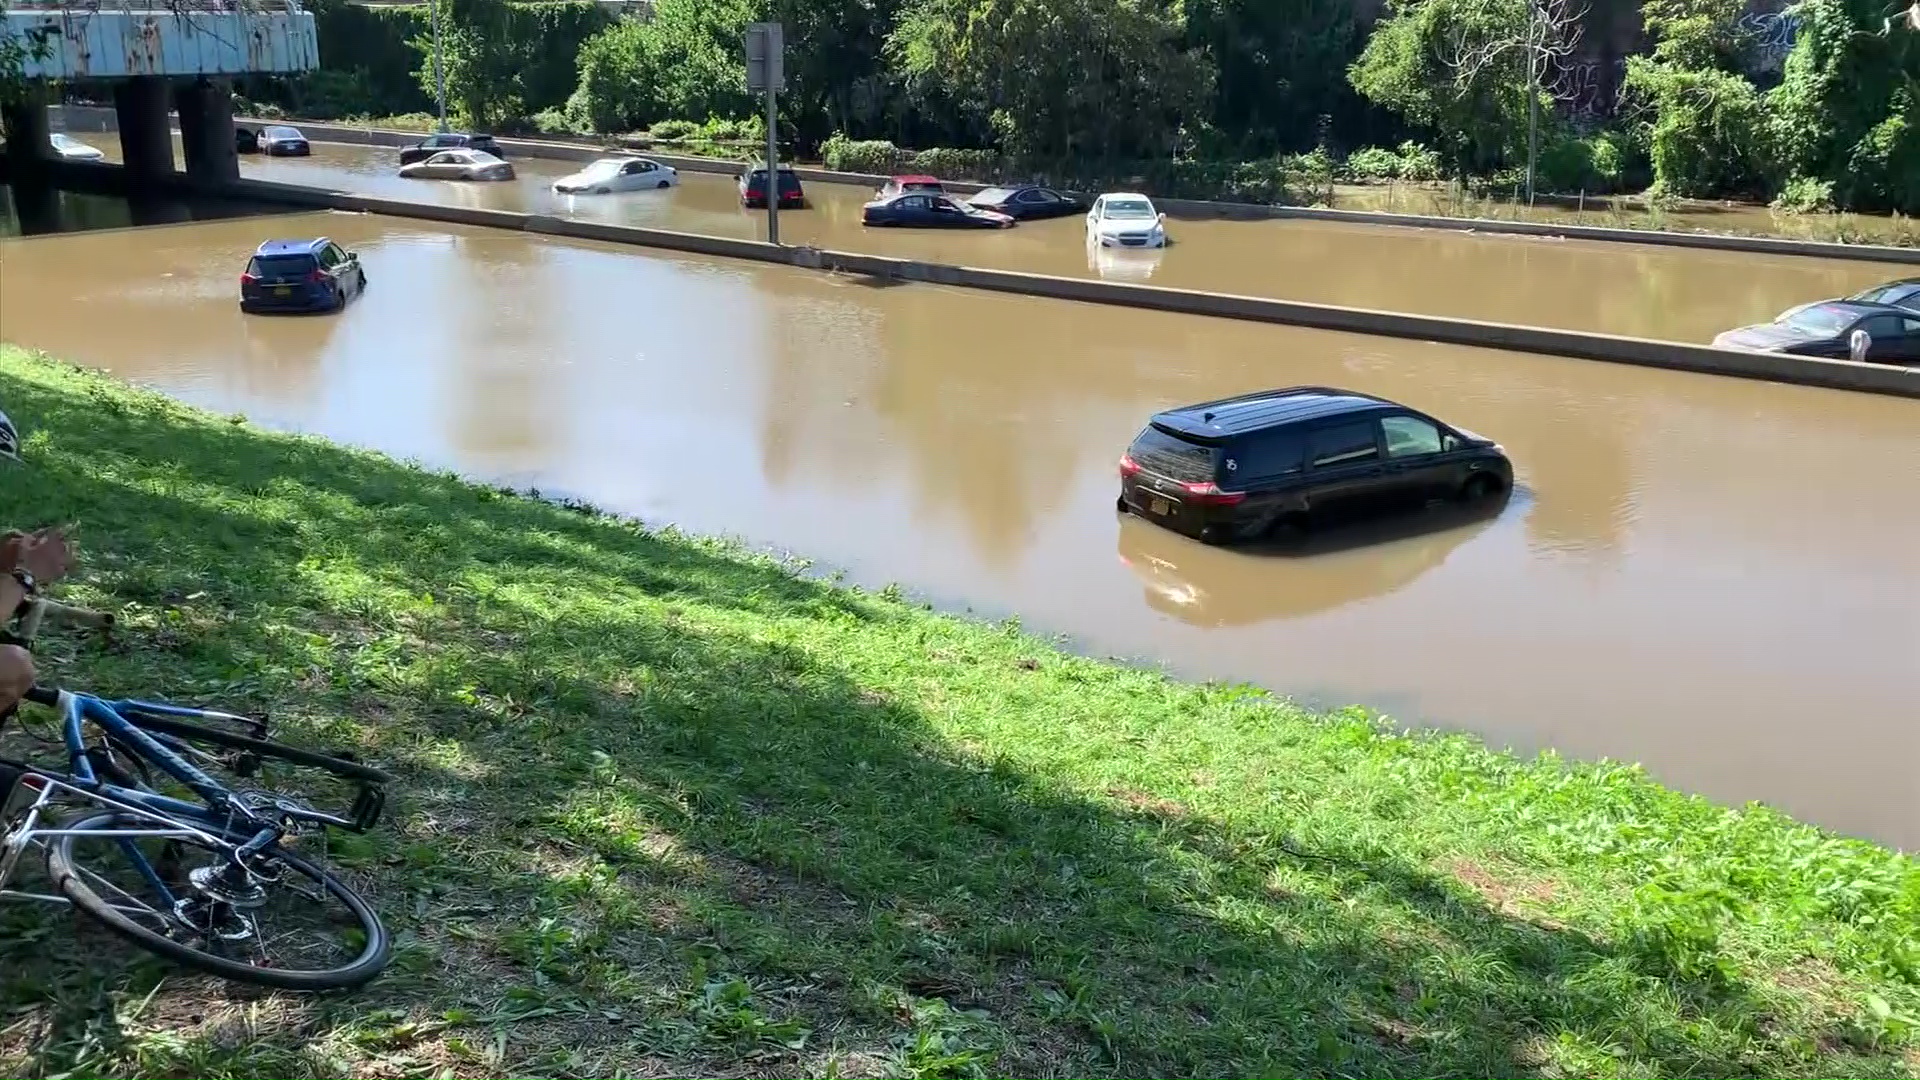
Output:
[
  {"xmin": 1115, "ymin": 495, "xmax": 1130, "ymax": 516},
  {"xmin": 1268, "ymin": 512, "xmax": 1310, "ymax": 539},
  {"xmin": 1197, "ymin": 524, "xmax": 1229, "ymax": 546},
  {"xmin": 1458, "ymin": 473, "xmax": 1503, "ymax": 502}
]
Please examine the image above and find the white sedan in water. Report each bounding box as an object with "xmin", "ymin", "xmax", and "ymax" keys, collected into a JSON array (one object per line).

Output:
[
  {"xmin": 50, "ymin": 133, "xmax": 105, "ymax": 161},
  {"xmin": 397, "ymin": 149, "xmax": 516, "ymax": 181},
  {"xmin": 552, "ymin": 156, "xmax": 679, "ymax": 194},
  {"xmin": 1086, "ymin": 192, "xmax": 1169, "ymax": 248}
]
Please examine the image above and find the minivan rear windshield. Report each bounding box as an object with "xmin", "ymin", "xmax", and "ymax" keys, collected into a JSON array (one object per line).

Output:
[
  {"xmin": 1128, "ymin": 426, "xmax": 1216, "ymax": 482},
  {"xmin": 248, "ymin": 254, "xmax": 316, "ymax": 277}
]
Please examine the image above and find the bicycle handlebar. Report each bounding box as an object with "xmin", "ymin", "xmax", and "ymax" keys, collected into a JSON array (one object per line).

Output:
[{"xmin": 23, "ymin": 685, "xmax": 58, "ymax": 707}]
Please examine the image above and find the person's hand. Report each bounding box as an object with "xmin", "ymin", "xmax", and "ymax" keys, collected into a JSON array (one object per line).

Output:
[{"xmin": 5, "ymin": 528, "xmax": 73, "ymax": 586}]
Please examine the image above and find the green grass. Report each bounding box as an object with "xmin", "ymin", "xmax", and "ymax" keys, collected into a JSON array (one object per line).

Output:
[{"xmin": 0, "ymin": 344, "xmax": 1916, "ymax": 1078}]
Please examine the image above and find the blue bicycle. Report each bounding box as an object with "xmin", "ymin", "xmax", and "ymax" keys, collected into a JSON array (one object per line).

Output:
[{"xmin": 0, "ymin": 668, "xmax": 394, "ymax": 990}]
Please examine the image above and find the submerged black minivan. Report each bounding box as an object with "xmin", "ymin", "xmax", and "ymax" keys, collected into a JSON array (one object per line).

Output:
[{"xmin": 1118, "ymin": 386, "xmax": 1511, "ymax": 543}]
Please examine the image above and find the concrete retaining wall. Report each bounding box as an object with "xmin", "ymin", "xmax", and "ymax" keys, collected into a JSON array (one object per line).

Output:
[
  {"xmin": 46, "ymin": 103, "xmax": 1920, "ymax": 266},
  {"xmin": 25, "ymin": 156, "xmax": 1902, "ymax": 400}
]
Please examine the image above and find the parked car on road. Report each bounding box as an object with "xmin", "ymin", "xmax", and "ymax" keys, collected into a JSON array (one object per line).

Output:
[
  {"xmin": 398, "ymin": 149, "xmax": 515, "ymax": 181},
  {"xmin": 258, "ymin": 125, "xmax": 310, "ymax": 156},
  {"xmin": 234, "ymin": 125, "xmax": 260, "ymax": 154},
  {"xmin": 967, "ymin": 184, "xmax": 1084, "ymax": 220},
  {"xmin": 398, "ymin": 132, "xmax": 505, "ymax": 166},
  {"xmin": 739, "ymin": 164, "xmax": 805, "ymax": 209},
  {"xmin": 239, "ymin": 237, "xmax": 366, "ymax": 314},
  {"xmin": 49, "ymin": 133, "xmax": 104, "ymax": 161},
  {"xmin": 1086, "ymin": 192, "xmax": 1168, "ymax": 248},
  {"xmin": 876, "ymin": 174, "xmax": 944, "ymax": 199},
  {"xmin": 1844, "ymin": 277, "xmax": 1920, "ymax": 312},
  {"xmin": 1713, "ymin": 300, "xmax": 1920, "ymax": 364},
  {"xmin": 861, "ymin": 193, "xmax": 1013, "ymax": 228},
  {"xmin": 1117, "ymin": 386, "xmax": 1512, "ymax": 545},
  {"xmin": 552, "ymin": 156, "xmax": 678, "ymax": 194}
]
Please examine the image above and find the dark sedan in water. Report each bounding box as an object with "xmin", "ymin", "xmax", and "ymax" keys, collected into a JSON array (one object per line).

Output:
[
  {"xmin": 258, "ymin": 125, "xmax": 310, "ymax": 156},
  {"xmin": 1713, "ymin": 300, "xmax": 1920, "ymax": 364},
  {"xmin": 862, "ymin": 193, "xmax": 1013, "ymax": 228},
  {"xmin": 1118, "ymin": 386, "xmax": 1511, "ymax": 545},
  {"xmin": 398, "ymin": 131, "xmax": 506, "ymax": 166},
  {"xmin": 966, "ymin": 184, "xmax": 1084, "ymax": 220},
  {"xmin": 1845, "ymin": 277, "xmax": 1920, "ymax": 312}
]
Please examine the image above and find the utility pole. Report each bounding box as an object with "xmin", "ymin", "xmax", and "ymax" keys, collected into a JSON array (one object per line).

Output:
[
  {"xmin": 745, "ymin": 22, "xmax": 784, "ymax": 245},
  {"xmin": 431, "ymin": 0, "xmax": 449, "ymax": 133}
]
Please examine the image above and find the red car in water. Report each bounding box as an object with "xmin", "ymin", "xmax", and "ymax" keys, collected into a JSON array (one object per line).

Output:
[
  {"xmin": 876, "ymin": 174, "xmax": 944, "ymax": 199},
  {"xmin": 739, "ymin": 164, "xmax": 806, "ymax": 209}
]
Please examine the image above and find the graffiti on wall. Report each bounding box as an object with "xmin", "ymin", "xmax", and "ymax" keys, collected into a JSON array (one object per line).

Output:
[
  {"xmin": 1556, "ymin": 57, "xmax": 1627, "ymax": 123},
  {"xmin": 1736, "ymin": 8, "xmax": 1800, "ymax": 70}
]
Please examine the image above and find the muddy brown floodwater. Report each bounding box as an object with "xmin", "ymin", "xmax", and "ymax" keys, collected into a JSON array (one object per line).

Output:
[
  {"xmin": 2, "ymin": 207, "xmax": 1917, "ymax": 848},
  {"xmin": 230, "ymin": 142, "xmax": 1920, "ymax": 346}
]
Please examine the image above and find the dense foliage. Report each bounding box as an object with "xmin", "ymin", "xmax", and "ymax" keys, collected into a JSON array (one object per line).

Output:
[{"xmin": 230, "ymin": 0, "xmax": 1920, "ymax": 213}]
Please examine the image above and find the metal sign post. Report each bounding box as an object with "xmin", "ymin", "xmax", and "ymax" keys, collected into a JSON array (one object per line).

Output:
[
  {"xmin": 745, "ymin": 22, "xmax": 784, "ymax": 245},
  {"xmin": 430, "ymin": 0, "xmax": 449, "ymax": 133}
]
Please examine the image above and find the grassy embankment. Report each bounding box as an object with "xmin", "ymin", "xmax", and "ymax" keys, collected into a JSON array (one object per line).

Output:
[{"xmin": 0, "ymin": 345, "xmax": 1915, "ymax": 1078}]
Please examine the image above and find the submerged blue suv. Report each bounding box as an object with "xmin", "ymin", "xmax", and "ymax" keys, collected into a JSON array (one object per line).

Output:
[{"xmin": 239, "ymin": 238, "xmax": 367, "ymax": 314}]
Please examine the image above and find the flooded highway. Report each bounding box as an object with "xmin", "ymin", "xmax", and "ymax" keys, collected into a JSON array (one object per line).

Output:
[
  {"xmin": 2, "ymin": 207, "xmax": 1917, "ymax": 848},
  {"xmin": 226, "ymin": 141, "xmax": 1920, "ymax": 346}
]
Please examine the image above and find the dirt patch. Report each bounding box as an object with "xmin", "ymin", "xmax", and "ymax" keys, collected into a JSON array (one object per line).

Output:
[
  {"xmin": 1437, "ymin": 856, "xmax": 1563, "ymax": 926},
  {"xmin": 1108, "ymin": 785, "xmax": 1187, "ymax": 819}
]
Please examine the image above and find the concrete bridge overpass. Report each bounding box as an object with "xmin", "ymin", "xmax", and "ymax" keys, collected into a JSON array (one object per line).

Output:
[{"xmin": 0, "ymin": 0, "xmax": 317, "ymax": 185}]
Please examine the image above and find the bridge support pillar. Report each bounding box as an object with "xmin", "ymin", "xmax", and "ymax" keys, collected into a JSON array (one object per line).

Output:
[
  {"xmin": 114, "ymin": 76, "xmax": 176, "ymax": 182},
  {"xmin": 174, "ymin": 77, "xmax": 239, "ymax": 185},
  {"xmin": 0, "ymin": 84, "xmax": 53, "ymax": 181}
]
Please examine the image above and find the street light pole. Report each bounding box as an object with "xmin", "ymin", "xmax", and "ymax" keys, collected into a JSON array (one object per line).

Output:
[{"xmin": 430, "ymin": 0, "xmax": 449, "ymax": 133}]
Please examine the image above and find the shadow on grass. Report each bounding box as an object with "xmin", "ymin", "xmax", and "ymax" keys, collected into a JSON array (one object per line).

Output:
[{"xmin": 0, "ymin": 357, "xmax": 1887, "ymax": 1078}]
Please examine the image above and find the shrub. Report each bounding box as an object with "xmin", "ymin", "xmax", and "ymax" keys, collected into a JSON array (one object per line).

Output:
[
  {"xmin": 530, "ymin": 107, "xmax": 582, "ymax": 136},
  {"xmin": 1535, "ymin": 135, "xmax": 1595, "ymax": 192},
  {"xmin": 649, "ymin": 118, "xmax": 700, "ymax": 141},
  {"xmin": 1344, "ymin": 145, "xmax": 1402, "ymax": 181},
  {"xmin": 1771, "ymin": 175, "xmax": 1836, "ymax": 214},
  {"xmin": 909, "ymin": 146, "xmax": 999, "ymax": 180},
  {"xmin": 821, "ymin": 132, "xmax": 900, "ymax": 174},
  {"xmin": 698, "ymin": 116, "xmax": 763, "ymax": 143},
  {"xmin": 1395, "ymin": 140, "xmax": 1443, "ymax": 181}
]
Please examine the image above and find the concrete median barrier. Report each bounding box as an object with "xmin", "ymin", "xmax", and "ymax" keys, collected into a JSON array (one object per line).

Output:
[
  {"xmin": 46, "ymin": 103, "xmax": 1920, "ymax": 264},
  {"xmin": 25, "ymin": 157, "xmax": 1920, "ymax": 400}
]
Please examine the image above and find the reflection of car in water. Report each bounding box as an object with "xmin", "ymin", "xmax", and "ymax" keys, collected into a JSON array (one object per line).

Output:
[
  {"xmin": 1087, "ymin": 234, "xmax": 1164, "ymax": 281},
  {"xmin": 1116, "ymin": 494, "xmax": 1508, "ymax": 626}
]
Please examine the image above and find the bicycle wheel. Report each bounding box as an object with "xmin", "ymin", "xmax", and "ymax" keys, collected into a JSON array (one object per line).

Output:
[{"xmin": 45, "ymin": 808, "xmax": 391, "ymax": 990}]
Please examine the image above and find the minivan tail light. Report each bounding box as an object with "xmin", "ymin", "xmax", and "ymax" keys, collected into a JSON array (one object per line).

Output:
[
  {"xmin": 1180, "ymin": 481, "xmax": 1246, "ymax": 507},
  {"xmin": 306, "ymin": 268, "xmax": 327, "ymax": 283},
  {"xmin": 239, "ymin": 272, "xmax": 258, "ymax": 286},
  {"xmin": 1118, "ymin": 454, "xmax": 1140, "ymax": 478}
]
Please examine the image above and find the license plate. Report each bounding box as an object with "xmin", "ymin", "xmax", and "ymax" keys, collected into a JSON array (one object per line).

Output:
[
  {"xmin": 274, "ymin": 286, "xmax": 291, "ymax": 297},
  {"xmin": 1149, "ymin": 497, "xmax": 1170, "ymax": 516}
]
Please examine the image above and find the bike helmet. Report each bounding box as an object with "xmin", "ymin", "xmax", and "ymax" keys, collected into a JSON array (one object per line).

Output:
[{"xmin": 0, "ymin": 409, "xmax": 17, "ymax": 462}]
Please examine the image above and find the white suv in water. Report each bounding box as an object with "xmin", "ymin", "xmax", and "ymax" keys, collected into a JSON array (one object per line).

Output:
[{"xmin": 1086, "ymin": 192, "xmax": 1169, "ymax": 248}]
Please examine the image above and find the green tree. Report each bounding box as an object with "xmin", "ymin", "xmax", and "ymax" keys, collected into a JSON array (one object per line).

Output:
[
  {"xmin": 1765, "ymin": 0, "xmax": 1920, "ymax": 211},
  {"xmin": 415, "ymin": 0, "xmax": 527, "ymax": 129},
  {"xmin": 1185, "ymin": 0, "xmax": 1370, "ymax": 154},
  {"xmin": 570, "ymin": 0, "xmax": 753, "ymax": 133},
  {"xmin": 1620, "ymin": 0, "xmax": 1768, "ymax": 197},
  {"xmin": 886, "ymin": 0, "xmax": 1215, "ymax": 163},
  {"xmin": 1348, "ymin": 0, "xmax": 1561, "ymax": 175}
]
